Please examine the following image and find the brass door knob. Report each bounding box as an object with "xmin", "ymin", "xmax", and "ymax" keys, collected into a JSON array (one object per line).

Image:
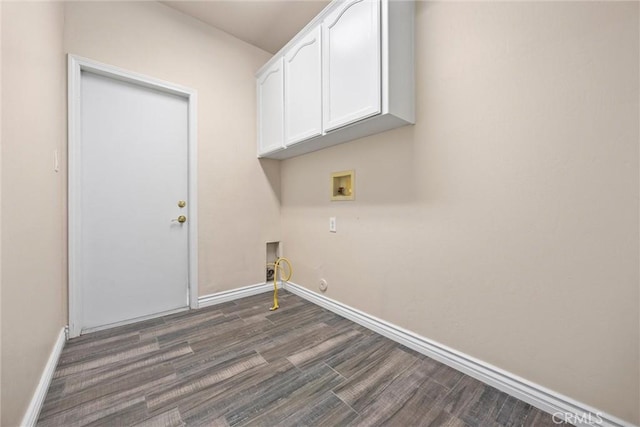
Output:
[
  {"xmin": 178, "ymin": 200, "xmax": 186, "ymax": 208},
  {"xmin": 173, "ymin": 215, "xmax": 187, "ymax": 223}
]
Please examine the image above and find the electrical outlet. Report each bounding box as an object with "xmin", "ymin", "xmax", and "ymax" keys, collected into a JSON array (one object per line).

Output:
[{"xmin": 329, "ymin": 217, "xmax": 336, "ymax": 233}]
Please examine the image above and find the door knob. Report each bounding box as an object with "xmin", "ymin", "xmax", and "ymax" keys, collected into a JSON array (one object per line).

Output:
[
  {"xmin": 178, "ymin": 200, "xmax": 186, "ymax": 208},
  {"xmin": 172, "ymin": 215, "xmax": 187, "ymax": 223}
]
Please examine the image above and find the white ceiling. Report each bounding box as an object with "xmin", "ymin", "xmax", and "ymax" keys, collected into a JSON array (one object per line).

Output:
[{"xmin": 162, "ymin": 1, "xmax": 331, "ymax": 54}]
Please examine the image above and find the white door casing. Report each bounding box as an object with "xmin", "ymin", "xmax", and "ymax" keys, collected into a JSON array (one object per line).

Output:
[{"xmin": 68, "ymin": 55, "xmax": 198, "ymax": 337}]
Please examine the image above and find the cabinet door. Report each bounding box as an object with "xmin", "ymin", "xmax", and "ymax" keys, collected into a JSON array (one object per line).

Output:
[
  {"xmin": 284, "ymin": 26, "xmax": 322, "ymax": 146},
  {"xmin": 323, "ymin": 0, "xmax": 381, "ymax": 132},
  {"xmin": 257, "ymin": 58, "xmax": 284, "ymax": 155}
]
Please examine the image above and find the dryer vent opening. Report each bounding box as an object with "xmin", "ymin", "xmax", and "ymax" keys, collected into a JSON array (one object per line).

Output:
[{"xmin": 266, "ymin": 241, "xmax": 279, "ymax": 282}]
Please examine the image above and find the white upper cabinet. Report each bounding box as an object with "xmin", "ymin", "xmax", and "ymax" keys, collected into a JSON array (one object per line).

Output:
[
  {"xmin": 284, "ymin": 26, "xmax": 322, "ymax": 146},
  {"xmin": 256, "ymin": 0, "xmax": 414, "ymax": 159},
  {"xmin": 322, "ymin": 0, "xmax": 381, "ymax": 132},
  {"xmin": 257, "ymin": 57, "xmax": 284, "ymax": 156}
]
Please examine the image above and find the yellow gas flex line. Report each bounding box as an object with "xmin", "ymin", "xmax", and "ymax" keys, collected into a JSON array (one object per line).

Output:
[{"xmin": 267, "ymin": 257, "xmax": 292, "ymax": 311}]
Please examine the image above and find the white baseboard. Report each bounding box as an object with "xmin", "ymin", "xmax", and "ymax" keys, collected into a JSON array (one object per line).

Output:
[
  {"xmin": 198, "ymin": 282, "xmax": 280, "ymax": 309},
  {"xmin": 21, "ymin": 327, "xmax": 66, "ymax": 427},
  {"xmin": 284, "ymin": 281, "xmax": 635, "ymax": 427}
]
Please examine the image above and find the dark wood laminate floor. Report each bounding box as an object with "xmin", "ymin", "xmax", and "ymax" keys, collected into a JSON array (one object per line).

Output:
[{"xmin": 38, "ymin": 291, "xmax": 569, "ymax": 427}]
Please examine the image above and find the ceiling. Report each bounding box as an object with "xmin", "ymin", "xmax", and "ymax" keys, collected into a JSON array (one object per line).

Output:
[{"xmin": 162, "ymin": 1, "xmax": 331, "ymax": 54}]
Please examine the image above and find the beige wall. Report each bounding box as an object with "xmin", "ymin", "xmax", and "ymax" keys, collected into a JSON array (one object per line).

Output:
[
  {"xmin": 0, "ymin": 3, "xmax": 3, "ymax": 424},
  {"xmin": 281, "ymin": 1, "xmax": 639, "ymax": 424},
  {"xmin": 1, "ymin": 2, "xmax": 67, "ymax": 425},
  {"xmin": 1, "ymin": 1, "xmax": 637, "ymax": 424},
  {"xmin": 63, "ymin": 1, "xmax": 280, "ymax": 295},
  {"xmin": 1, "ymin": 1, "xmax": 279, "ymax": 423}
]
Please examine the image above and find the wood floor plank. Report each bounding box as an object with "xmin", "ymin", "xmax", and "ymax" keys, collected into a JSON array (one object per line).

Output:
[
  {"xmin": 257, "ymin": 321, "xmax": 349, "ymax": 362},
  {"xmin": 171, "ymin": 345, "xmax": 264, "ymax": 378},
  {"xmin": 63, "ymin": 316, "xmax": 165, "ymax": 346},
  {"xmin": 332, "ymin": 346, "xmax": 418, "ymax": 412},
  {"xmin": 38, "ymin": 372, "xmax": 175, "ymax": 427},
  {"xmin": 350, "ymin": 357, "xmax": 439, "ymax": 426},
  {"xmin": 54, "ymin": 341, "xmax": 161, "ymax": 377},
  {"xmin": 286, "ymin": 329, "xmax": 361, "ymax": 368},
  {"xmin": 276, "ymin": 392, "xmax": 358, "ymax": 427},
  {"xmin": 437, "ymin": 375, "xmax": 486, "ymax": 417},
  {"xmin": 234, "ymin": 362, "xmax": 349, "ymax": 426},
  {"xmin": 224, "ymin": 362, "xmax": 344, "ymax": 426},
  {"xmin": 83, "ymin": 402, "xmax": 149, "ymax": 427},
  {"xmin": 41, "ymin": 362, "xmax": 176, "ymax": 418},
  {"xmin": 219, "ymin": 296, "xmax": 298, "ymax": 320},
  {"xmin": 461, "ymin": 384, "xmax": 510, "ymax": 426},
  {"xmin": 185, "ymin": 319, "xmax": 271, "ymax": 355},
  {"xmin": 60, "ymin": 342, "xmax": 193, "ymax": 395},
  {"xmin": 132, "ymin": 408, "xmax": 185, "ymax": 427},
  {"xmin": 37, "ymin": 292, "xmax": 573, "ymax": 427},
  {"xmin": 264, "ymin": 300, "xmax": 330, "ymax": 325},
  {"xmin": 59, "ymin": 333, "xmax": 141, "ymax": 364},
  {"xmin": 425, "ymin": 364, "xmax": 463, "ymax": 391},
  {"xmin": 371, "ymin": 378, "xmax": 450, "ymax": 426},
  {"xmin": 39, "ymin": 378, "xmax": 66, "ymax": 408},
  {"xmin": 139, "ymin": 311, "xmax": 227, "ymax": 340},
  {"xmin": 235, "ymin": 312, "xmax": 272, "ymax": 325},
  {"xmin": 161, "ymin": 302, "xmax": 233, "ymax": 322},
  {"xmin": 180, "ymin": 359, "xmax": 302, "ymax": 426},
  {"xmin": 457, "ymin": 383, "xmax": 511, "ymax": 427},
  {"xmin": 155, "ymin": 315, "xmax": 242, "ymax": 348},
  {"xmin": 524, "ymin": 408, "xmax": 572, "ymax": 426},
  {"xmin": 173, "ymin": 359, "xmax": 295, "ymax": 420},
  {"xmin": 494, "ymin": 395, "xmax": 535, "ymax": 427},
  {"xmin": 146, "ymin": 352, "xmax": 267, "ymax": 410},
  {"xmin": 325, "ymin": 334, "xmax": 398, "ymax": 379},
  {"xmin": 420, "ymin": 407, "xmax": 470, "ymax": 427}
]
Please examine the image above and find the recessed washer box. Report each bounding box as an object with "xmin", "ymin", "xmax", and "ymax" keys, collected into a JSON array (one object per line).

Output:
[{"xmin": 331, "ymin": 170, "xmax": 354, "ymax": 201}]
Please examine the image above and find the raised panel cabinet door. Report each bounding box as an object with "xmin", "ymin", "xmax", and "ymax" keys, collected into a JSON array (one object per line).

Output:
[
  {"xmin": 285, "ymin": 26, "xmax": 322, "ymax": 145},
  {"xmin": 257, "ymin": 57, "xmax": 284, "ymax": 155},
  {"xmin": 323, "ymin": 0, "xmax": 381, "ymax": 132}
]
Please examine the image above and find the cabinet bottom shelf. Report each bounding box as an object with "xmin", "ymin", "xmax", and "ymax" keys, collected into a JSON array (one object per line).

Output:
[{"xmin": 258, "ymin": 113, "xmax": 413, "ymax": 160}]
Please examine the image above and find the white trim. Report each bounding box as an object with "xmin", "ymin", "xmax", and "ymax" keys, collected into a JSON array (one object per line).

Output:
[
  {"xmin": 81, "ymin": 307, "xmax": 189, "ymax": 335},
  {"xmin": 68, "ymin": 54, "xmax": 81, "ymax": 338},
  {"xmin": 67, "ymin": 55, "xmax": 198, "ymax": 338},
  {"xmin": 198, "ymin": 282, "xmax": 281, "ymax": 309},
  {"xmin": 284, "ymin": 281, "xmax": 636, "ymax": 427},
  {"xmin": 20, "ymin": 328, "xmax": 66, "ymax": 427},
  {"xmin": 187, "ymin": 90, "xmax": 199, "ymax": 310}
]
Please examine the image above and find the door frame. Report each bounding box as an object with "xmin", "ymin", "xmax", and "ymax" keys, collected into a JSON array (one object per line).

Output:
[{"xmin": 67, "ymin": 55, "xmax": 199, "ymax": 338}]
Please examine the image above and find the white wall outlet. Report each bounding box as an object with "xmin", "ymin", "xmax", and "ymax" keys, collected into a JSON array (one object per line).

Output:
[{"xmin": 329, "ymin": 217, "xmax": 337, "ymax": 233}]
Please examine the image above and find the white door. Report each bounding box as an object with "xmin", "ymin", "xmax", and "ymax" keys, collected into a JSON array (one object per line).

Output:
[
  {"xmin": 284, "ymin": 26, "xmax": 322, "ymax": 145},
  {"xmin": 323, "ymin": 0, "xmax": 381, "ymax": 131},
  {"xmin": 78, "ymin": 70, "xmax": 190, "ymax": 333},
  {"xmin": 257, "ymin": 58, "xmax": 284, "ymax": 155}
]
